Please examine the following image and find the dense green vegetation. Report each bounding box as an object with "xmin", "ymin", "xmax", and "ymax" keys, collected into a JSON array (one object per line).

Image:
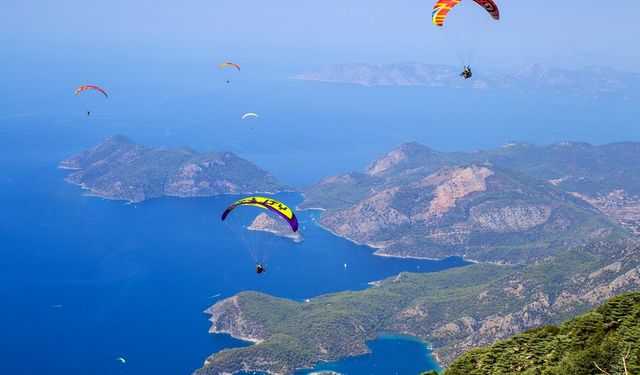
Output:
[
  {"xmin": 196, "ymin": 239, "xmax": 639, "ymax": 374},
  {"xmin": 196, "ymin": 265, "xmax": 516, "ymax": 374},
  {"xmin": 439, "ymin": 292, "xmax": 640, "ymax": 375}
]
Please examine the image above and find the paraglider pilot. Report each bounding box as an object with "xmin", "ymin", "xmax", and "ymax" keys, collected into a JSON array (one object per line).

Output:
[
  {"xmin": 256, "ymin": 264, "xmax": 265, "ymax": 274},
  {"xmin": 460, "ymin": 66, "xmax": 472, "ymax": 79}
]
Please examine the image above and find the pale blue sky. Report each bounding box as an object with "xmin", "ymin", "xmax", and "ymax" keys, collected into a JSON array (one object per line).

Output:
[{"xmin": 2, "ymin": 1, "xmax": 639, "ymax": 71}]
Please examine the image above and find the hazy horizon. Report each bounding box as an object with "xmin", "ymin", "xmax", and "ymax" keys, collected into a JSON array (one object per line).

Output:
[{"xmin": 3, "ymin": 1, "xmax": 640, "ymax": 73}]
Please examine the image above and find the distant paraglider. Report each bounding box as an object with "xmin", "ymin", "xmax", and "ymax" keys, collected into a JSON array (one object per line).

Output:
[
  {"xmin": 242, "ymin": 113, "xmax": 259, "ymax": 129},
  {"xmin": 74, "ymin": 85, "xmax": 108, "ymax": 115},
  {"xmin": 116, "ymin": 357, "xmax": 126, "ymax": 364},
  {"xmin": 218, "ymin": 62, "xmax": 240, "ymax": 71},
  {"xmin": 219, "ymin": 62, "xmax": 240, "ymax": 83}
]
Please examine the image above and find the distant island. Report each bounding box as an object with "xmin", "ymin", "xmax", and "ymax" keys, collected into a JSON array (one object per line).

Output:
[
  {"xmin": 59, "ymin": 135, "xmax": 292, "ymax": 203},
  {"xmin": 195, "ymin": 140, "xmax": 640, "ymax": 375},
  {"xmin": 293, "ymin": 62, "xmax": 639, "ymax": 100},
  {"xmin": 248, "ymin": 213, "xmax": 303, "ymax": 242}
]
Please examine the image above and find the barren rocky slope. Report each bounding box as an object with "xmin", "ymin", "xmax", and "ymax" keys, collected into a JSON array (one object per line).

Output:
[
  {"xmin": 302, "ymin": 141, "xmax": 640, "ymax": 257},
  {"xmin": 317, "ymin": 163, "xmax": 622, "ymax": 263}
]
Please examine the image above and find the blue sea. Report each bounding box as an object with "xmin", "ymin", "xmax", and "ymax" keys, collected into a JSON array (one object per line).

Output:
[{"xmin": 1, "ymin": 63, "xmax": 638, "ymax": 374}]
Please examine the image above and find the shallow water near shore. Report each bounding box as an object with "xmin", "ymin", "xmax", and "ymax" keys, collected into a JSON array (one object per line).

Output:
[
  {"xmin": 295, "ymin": 335, "xmax": 442, "ymax": 375},
  {"xmin": 236, "ymin": 335, "xmax": 441, "ymax": 375}
]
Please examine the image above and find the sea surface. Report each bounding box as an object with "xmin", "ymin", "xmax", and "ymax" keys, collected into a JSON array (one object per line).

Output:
[
  {"xmin": 1, "ymin": 67, "xmax": 638, "ymax": 374},
  {"xmin": 0, "ymin": 120, "xmax": 466, "ymax": 375}
]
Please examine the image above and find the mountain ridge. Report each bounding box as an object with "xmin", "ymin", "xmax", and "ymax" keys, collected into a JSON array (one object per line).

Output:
[
  {"xmin": 59, "ymin": 135, "xmax": 292, "ymax": 202},
  {"xmin": 301, "ymin": 140, "xmax": 640, "ymax": 240}
]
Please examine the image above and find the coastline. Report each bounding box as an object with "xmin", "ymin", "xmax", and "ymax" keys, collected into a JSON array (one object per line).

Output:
[
  {"xmin": 60, "ymin": 164, "xmax": 300, "ymax": 204},
  {"xmin": 312, "ymin": 214, "xmax": 507, "ymax": 266},
  {"xmin": 247, "ymin": 227, "xmax": 303, "ymax": 243},
  {"xmin": 293, "ymin": 334, "xmax": 442, "ymax": 374},
  {"xmin": 204, "ymin": 307, "xmax": 264, "ymax": 345}
]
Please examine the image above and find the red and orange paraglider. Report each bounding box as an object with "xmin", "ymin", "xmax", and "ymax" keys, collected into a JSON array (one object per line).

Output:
[{"xmin": 74, "ymin": 85, "xmax": 108, "ymax": 98}]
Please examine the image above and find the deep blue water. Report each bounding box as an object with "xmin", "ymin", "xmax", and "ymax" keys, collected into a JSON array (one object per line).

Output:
[
  {"xmin": 1, "ymin": 68, "xmax": 638, "ymax": 374},
  {"xmin": 0, "ymin": 119, "xmax": 465, "ymax": 374}
]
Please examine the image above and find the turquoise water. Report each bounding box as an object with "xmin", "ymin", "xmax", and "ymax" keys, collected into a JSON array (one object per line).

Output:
[
  {"xmin": 237, "ymin": 335, "xmax": 441, "ymax": 375},
  {"xmin": 296, "ymin": 335, "xmax": 441, "ymax": 375}
]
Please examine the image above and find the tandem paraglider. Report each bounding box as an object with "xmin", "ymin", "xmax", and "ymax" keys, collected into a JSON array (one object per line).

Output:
[
  {"xmin": 460, "ymin": 66, "xmax": 472, "ymax": 79},
  {"xmin": 432, "ymin": 0, "xmax": 500, "ymax": 79},
  {"xmin": 221, "ymin": 196, "xmax": 299, "ymax": 274}
]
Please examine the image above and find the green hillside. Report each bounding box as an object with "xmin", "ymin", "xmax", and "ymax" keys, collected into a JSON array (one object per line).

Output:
[{"xmin": 436, "ymin": 291, "xmax": 640, "ymax": 375}]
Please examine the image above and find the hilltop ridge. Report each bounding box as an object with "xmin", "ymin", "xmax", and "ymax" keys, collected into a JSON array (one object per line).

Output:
[{"xmin": 60, "ymin": 135, "xmax": 291, "ymax": 202}]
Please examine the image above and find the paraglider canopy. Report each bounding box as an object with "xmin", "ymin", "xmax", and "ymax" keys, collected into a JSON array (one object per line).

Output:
[
  {"xmin": 116, "ymin": 357, "xmax": 126, "ymax": 364},
  {"xmin": 432, "ymin": 0, "xmax": 499, "ymax": 27},
  {"xmin": 242, "ymin": 113, "xmax": 259, "ymax": 120},
  {"xmin": 74, "ymin": 85, "xmax": 108, "ymax": 98},
  {"xmin": 218, "ymin": 62, "xmax": 240, "ymax": 71},
  {"xmin": 222, "ymin": 196, "xmax": 298, "ymax": 232}
]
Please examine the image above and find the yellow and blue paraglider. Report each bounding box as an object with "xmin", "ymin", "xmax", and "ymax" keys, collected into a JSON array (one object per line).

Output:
[{"xmin": 221, "ymin": 196, "xmax": 299, "ymax": 272}]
